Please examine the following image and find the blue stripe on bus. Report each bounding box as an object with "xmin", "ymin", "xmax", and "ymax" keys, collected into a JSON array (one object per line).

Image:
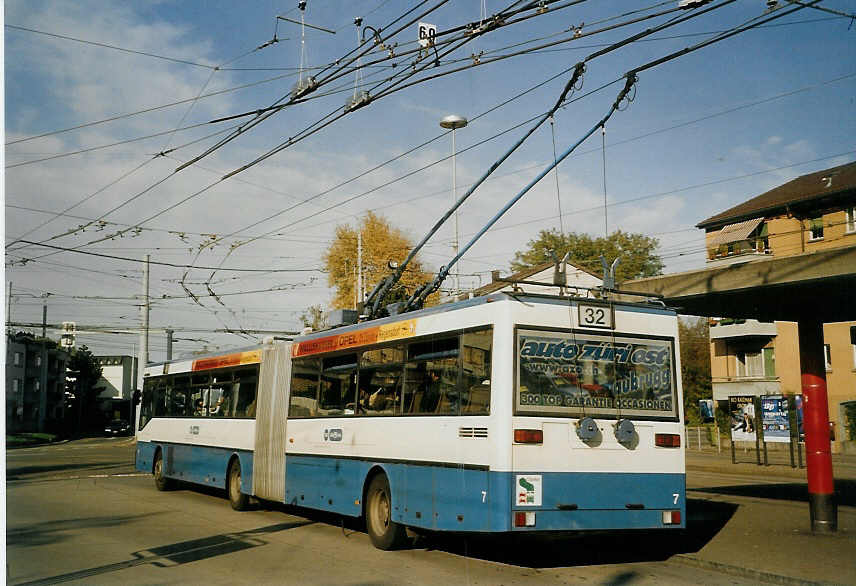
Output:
[
  {"xmin": 284, "ymin": 454, "xmax": 685, "ymax": 532},
  {"xmin": 136, "ymin": 443, "xmax": 684, "ymax": 532},
  {"xmin": 136, "ymin": 440, "xmax": 254, "ymax": 492}
]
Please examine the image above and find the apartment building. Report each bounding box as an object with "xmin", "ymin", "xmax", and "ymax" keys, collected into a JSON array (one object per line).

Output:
[
  {"xmin": 6, "ymin": 332, "xmax": 70, "ymax": 433},
  {"xmin": 698, "ymin": 161, "xmax": 856, "ymax": 452}
]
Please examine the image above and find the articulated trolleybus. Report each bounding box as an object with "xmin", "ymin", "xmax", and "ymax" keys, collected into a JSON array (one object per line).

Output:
[{"xmin": 136, "ymin": 291, "xmax": 685, "ymax": 549}]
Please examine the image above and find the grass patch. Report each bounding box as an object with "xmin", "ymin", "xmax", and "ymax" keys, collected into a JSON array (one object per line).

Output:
[{"xmin": 6, "ymin": 432, "xmax": 59, "ymax": 447}]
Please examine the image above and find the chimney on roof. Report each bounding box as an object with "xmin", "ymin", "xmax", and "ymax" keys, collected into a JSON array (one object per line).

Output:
[{"xmin": 491, "ymin": 270, "xmax": 501, "ymax": 283}]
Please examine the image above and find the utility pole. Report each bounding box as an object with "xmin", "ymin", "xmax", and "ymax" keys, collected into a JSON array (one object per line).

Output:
[
  {"xmin": 38, "ymin": 294, "xmax": 49, "ymax": 432},
  {"xmin": 357, "ymin": 227, "xmax": 363, "ymax": 307},
  {"xmin": 166, "ymin": 328, "xmax": 174, "ymax": 361},
  {"xmin": 7, "ymin": 281, "xmax": 12, "ymax": 333},
  {"xmin": 136, "ymin": 255, "xmax": 150, "ymax": 432}
]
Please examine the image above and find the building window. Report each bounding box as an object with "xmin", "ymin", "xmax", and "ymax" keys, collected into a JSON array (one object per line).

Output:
[
  {"xmin": 847, "ymin": 207, "xmax": 856, "ymax": 234},
  {"xmin": 737, "ymin": 350, "xmax": 764, "ymax": 377},
  {"xmin": 809, "ymin": 217, "xmax": 824, "ymax": 241},
  {"xmin": 14, "ymin": 352, "xmax": 22, "ymax": 366},
  {"xmin": 824, "ymin": 344, "xmax": 832, "ymax": 370},
  {"xmin": 12, "ymin": 379, "xmax": 20, "ymax": 393}
]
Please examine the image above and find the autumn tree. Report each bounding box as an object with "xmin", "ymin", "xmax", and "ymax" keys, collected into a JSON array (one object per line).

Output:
[
  {"xmin": 300, "ymin": 304, "xmax": 327, "ymax": 330},
  {"xmin": 323, "ymin": 212, "xmax": 433, "ymax": 310},
  {"xmin": 510, "ymin": 229, "xmax": 663, "ymax": 283},
  {"xmin": 678, "ymin": 317, "xmax": 713, "ymax": 425}
]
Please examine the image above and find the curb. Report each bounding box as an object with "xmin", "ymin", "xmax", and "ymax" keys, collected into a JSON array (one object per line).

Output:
[
  {"xmin": 6, "ymin": 439, "xmax": 71, "ymax": 451},
  {"xmin": 670, "ymin": 554, "xmax": 830, "ymax": 586}
]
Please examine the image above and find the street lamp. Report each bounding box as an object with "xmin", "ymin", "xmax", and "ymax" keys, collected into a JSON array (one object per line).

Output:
[{"xmin": 439, "ymin": 114, "xmax": 468, "ymax": 297}]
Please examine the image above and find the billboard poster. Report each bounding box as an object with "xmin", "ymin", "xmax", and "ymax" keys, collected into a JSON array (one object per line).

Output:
[
  {"xmin": 729, "ymin": 395, "xmax": 756, "ymax": 442},
  {"xmin": 760, "ymin": 395, "xmax": 791, "ymax": 443},
  {"xmin": 795, "ymin": 395, "xmax": 805, "ymax": 441},
  {"xmin": 699, "ymin": 399, "xmax": 714, "ymax": 422},
  {"xmin": 515, "ymin": 330, "xmax": 676, "ymax": 419}
]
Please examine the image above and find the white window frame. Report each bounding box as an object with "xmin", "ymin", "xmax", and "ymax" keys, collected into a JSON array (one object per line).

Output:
[
  {"xmin": 824, "ymin": 344, "xmax": 832, "ymax": 371},
  {"xmin": 846, "ymin": 207, "xmax": 856, "ymax": 234}
]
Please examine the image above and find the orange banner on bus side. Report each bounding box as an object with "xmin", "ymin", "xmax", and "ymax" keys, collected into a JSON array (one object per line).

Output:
[
  {"xmin": 292, "ymin": 319, "xmax": 417, "ymax": 357},
  {"xmin": 192, "ymin": 350, "xmax": 261, "ymax": 372}
]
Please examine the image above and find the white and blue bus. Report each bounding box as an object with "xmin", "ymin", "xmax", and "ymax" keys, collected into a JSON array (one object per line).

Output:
[{"xmin": 136, "ymin": 291, "xmax": 685, "ymax": 549}]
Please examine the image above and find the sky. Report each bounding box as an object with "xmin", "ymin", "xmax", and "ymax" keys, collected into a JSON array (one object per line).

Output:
[{"xmin": 4, "ymin": 0, "xmax": 856, "ymax": 361}]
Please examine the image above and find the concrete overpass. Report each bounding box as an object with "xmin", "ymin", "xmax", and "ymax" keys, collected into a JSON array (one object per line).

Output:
[
  {"xmin": 622, "ymin": 243, "xmax": 856, "ymax": 534},
  {"xmin": 622, "ymin": 244, "xmax": 856, "ymax": 323}
]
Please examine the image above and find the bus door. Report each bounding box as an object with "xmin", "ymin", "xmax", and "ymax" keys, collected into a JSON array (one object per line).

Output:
[{"xmin": 253, "ymin": 343, "xmax": 292, "ymax": 502}]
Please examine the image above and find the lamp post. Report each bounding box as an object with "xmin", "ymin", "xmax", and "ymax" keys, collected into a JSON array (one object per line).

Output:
[{"xmin": 439, "ymin": 114, "xmax": 468, "ymax": 297}]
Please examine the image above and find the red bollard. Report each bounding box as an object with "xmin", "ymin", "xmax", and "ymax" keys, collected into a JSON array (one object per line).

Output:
[{"xmin": 798, "ymin": 320, "xmax": 837, "ymax": 533}]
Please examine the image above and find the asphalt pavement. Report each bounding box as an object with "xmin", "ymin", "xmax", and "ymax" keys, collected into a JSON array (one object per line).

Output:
[{"xmin": 681, "ymin": 448, "xmax": 856, "ymax": 585}]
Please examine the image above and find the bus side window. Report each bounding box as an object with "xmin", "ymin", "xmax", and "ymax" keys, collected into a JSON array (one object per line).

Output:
[
  {"xmin": 290, "ymin": 359, "xmax": 320, "ymax": 417},
  {"xmin": 171, "ymin": 375, "xmax": 191, "ymax": 417},
  {"xmin": 459, "ymin": 329, "xmax": 492, "ymax": 414},
  {"xmin": 320, "ymin": 354, "xmax": 358, "ymax": 416},
  {"xmin": 140, "ymin": 381, "xmax": 159, "ymax": 427},
  {"xmin": 360, "ymin": 348, "xmax": 404, "ymax": 416},
  {"xmin": 234, "ymin": 368, "xmax": 259, "ymax": 418},
  {"xmin": 153, "ymin": 379, "xmax": 169, "ymax": 417}
]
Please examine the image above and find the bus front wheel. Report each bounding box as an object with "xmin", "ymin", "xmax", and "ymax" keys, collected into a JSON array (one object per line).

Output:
[
  {"xmin": 227, "ymin": 459, "xmax": 249, "ymax": 511},
  {"xmin": 365, "ymin": 473, "xmax": 407, "ymax": 550},
  {"xmin": 153, "ymin": 450, "xmax": 174, "ymax": 491}
]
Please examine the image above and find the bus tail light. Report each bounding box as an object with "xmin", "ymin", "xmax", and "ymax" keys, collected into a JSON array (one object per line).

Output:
[
  {"xmin": 514, "ymin": 512, "xmax": 536, "ymax": 527},
  {"xmin": 662, "ymin": 510, "xmax": 681, "ymax": 525},
  {"xmin": 514, "ymin": 429, "xmax": 543, "ymax": 444},
  {"xmin": 655, "ymin": 433, "xmax": 681, "ymax": 448}
]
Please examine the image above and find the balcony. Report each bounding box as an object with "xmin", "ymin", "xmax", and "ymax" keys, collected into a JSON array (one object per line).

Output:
[
  {"xmin": 705, "ymin": 249, "xmax": 771, "ymax": 268},
  {"xmin": 709, "ymin": 319, "xmax": 777, "ymax": 340},
  {"xmin": 711, "ymin": 376, "xmax": 780, "ymax": 401}
]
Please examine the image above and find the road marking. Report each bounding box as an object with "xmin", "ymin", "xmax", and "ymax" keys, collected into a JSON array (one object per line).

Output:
[{"xmin": 8, "ymin": 472, "xmax": 148, "ymax": 484}]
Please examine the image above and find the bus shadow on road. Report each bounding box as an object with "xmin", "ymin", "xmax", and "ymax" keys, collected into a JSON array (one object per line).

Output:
[
  {"xmin": 7, "ymin": 514, "xmax": 157, "ymax": 548},
  {"xmin": 692, "ymin": 479, "xmax": 854, "ymax": 507},
  {"xmin": 412, "ymin": 498, "xmax": 738, "ymax": 568}
]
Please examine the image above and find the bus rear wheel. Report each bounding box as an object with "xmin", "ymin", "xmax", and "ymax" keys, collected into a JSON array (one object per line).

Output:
[
  {"xmin": 365, "ymin": 473, "xmax": 407, "ymax": 550},
  {"xmin": 153, "ymin": 450, "xmax": 174, "ymax": 491},
  {"xmin": 227, "ymin": 459, "xmax": 249, "ymax": 511}
]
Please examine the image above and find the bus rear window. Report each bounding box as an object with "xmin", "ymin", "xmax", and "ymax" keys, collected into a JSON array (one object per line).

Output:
[{"xmin": 516, "ymin": 329, "xmax": 677, "ymax": 419}]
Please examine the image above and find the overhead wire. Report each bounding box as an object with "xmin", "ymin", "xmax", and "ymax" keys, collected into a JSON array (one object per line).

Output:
[{"xmin": 4, "ymin": 23, "xmax": 219, "ymax": 69}]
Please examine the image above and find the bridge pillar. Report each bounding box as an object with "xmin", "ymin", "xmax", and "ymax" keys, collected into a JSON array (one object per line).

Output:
[{"xmin": 797, "ymin": 319, "xmax": 837, "ymax": 533}]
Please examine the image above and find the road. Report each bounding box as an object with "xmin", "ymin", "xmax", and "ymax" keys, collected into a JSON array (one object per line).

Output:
[{"xmin": 4, "ymin": 438, "xmax": 825, "ymax": 585}]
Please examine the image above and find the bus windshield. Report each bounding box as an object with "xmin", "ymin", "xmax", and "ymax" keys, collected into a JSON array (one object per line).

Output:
[{"xmin": 515, "ymin": 328, "xmax": 678, "ymax": 420}]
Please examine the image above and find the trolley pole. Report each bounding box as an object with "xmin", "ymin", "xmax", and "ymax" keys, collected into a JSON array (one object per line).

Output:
[{"xmin": 798, "ymin": 319, "xmax": 836, "ymax": 533}]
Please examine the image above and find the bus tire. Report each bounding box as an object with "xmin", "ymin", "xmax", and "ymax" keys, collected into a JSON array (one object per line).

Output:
[
  {"xmin": 227, "ymin": 459, "xmax": 249, "ymax": 511},
  {"xmin": 153, "ymin": 449, "xmax": 174, "ymax": 491},
  {"xmin": 365, "ymin": 473, "xmax": 407, "ymax": 550}
]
